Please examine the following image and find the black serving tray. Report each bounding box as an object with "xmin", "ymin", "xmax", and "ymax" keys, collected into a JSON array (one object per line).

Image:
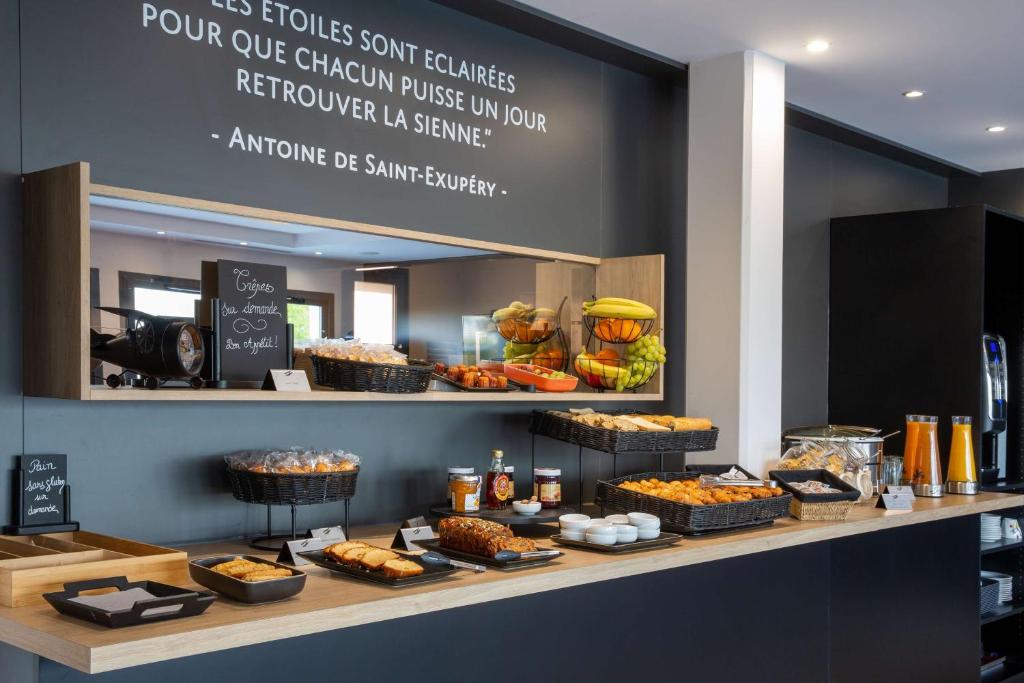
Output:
[
  {"xmin": 416, "ymin": 538, "xmax": 563, "ymax": 570},
  {"xmin": 431, "ymin": 373, "xmax": 513, "ymax": 392},
  {"xmin": 299, "ymin": 549, "xmax": 457, "ymax": 587},
  {"xmin": 43, "ymin": 576, "xmax": 215, "ymax": 628},
  {"xmin": 189, "ymin": 555, "xmax": 306, "ymax": 604},
  {"xmin": 550, "ymin": 531, "xmax": 683, "ymax": 554},
  {"xmin": 768, "ymin": 469, "xmax": 862, "ymax": 503}
]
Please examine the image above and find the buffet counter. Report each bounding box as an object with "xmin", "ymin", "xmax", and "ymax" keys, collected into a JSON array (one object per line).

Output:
[{"xmin": 0, "ymin": 492, "xmax": 1018, "ymax": 679}]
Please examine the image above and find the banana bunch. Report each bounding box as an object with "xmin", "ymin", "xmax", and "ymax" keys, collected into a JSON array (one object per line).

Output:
[{"xmin": 582, "ymin": 297, "xmax": 656, "ymax": 320}]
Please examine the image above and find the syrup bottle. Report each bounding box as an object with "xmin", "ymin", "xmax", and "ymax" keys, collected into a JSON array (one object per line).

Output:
[{"xmin": 485, "ymin": 449, "xmax": 510, "ymax": 509}]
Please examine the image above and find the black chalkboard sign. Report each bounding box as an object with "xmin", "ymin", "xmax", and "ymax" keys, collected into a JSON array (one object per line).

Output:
[
  {"xmin": 4, "ymin": 454, "xmax": 79, "ymax": 535},
  {"xmin": 203, "ymin": 260, "xmax": 289, "ymax": 383}
]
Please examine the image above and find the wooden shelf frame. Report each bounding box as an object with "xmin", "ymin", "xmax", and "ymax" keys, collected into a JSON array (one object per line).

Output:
[{"xmin": 23, "ymin": 161, "xmax": 666, "ymax": 402}]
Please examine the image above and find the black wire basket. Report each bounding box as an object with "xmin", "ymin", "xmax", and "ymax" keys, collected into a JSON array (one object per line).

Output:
[
  {"xmin": 582, "ymin": 315, "xmax": 656, "ymax": 344},
  {"xmin": 573, "ymin": 357, "xmax": 660, "ymax": 391},
  {"xmin": 311, "ymin": 355, "xmax": 432, "ymax": 393},
  {"xmin": 227, "ymin": 467, "xmax": 359, "ymax": 506},
  {"xmin": 493, "ymin": 297, "xmax": 567, "ymax": 344}
]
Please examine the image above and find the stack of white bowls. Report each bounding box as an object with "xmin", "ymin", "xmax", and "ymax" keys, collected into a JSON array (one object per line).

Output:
[
  {"xmin": 981, "ymin": 570, "xmax": 1014, "ymax": 604},
  {"xmin": 558, "ymin": 512, "xmax": 661, "ymax": 546},
  {"xmin": 981, "ymin": 514, "xmax": 1003, "ymax": 543}
]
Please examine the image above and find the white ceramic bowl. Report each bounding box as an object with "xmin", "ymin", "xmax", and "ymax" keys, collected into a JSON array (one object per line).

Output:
[
  {"xmin": 637, "ymin": 526, "xmax": 661, "ymax": 540},
  {"xmin": 559, "ymin": 528, "xmax": 586, "ymax": 541},
  {"xmin": 559, "ymin": 513, "xmax": 591, "ymax": 530},
  {"xmin": 614, "ymin": 524, "xmax": 639, "ymax": 543},
  {"xmin": 587, "ymin": 519, "xmax": 613, "ymax": 529},
  {"xmin": 605, "ymin": 514, "xmax": 630, "ymax": 525},
  {"xmin": 586, "ymin": 529, "xmax": 617, "ymax": 545},
  {"xmin": 513, "ymin": 500, "xmax": 542, "ymax": 516},
  {"xmin": 627, "ymin": 512, "xmax": 661, "ymax": 529}
]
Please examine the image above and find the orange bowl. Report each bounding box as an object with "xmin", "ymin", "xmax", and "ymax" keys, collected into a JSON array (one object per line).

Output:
[{"xmin": 503, "ymin": 364, "xmax": 578, "ymax": 392}]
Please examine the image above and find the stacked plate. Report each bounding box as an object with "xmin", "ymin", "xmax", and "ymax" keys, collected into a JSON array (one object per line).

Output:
[
  {"xmin": 981, "ymin": 570, "xmax": 1013, "ymax": 604},
  {"xmin": 982, "ymin": 514, "xmax": 1004, "ymax": 542}
]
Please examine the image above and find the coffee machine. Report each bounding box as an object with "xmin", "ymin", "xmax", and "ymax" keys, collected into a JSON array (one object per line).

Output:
[{"xmin": 980, "ymin": 333, "xmax": 1008, "ymax": 483}]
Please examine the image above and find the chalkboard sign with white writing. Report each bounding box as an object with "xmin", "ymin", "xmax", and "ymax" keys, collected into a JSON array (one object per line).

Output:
[
  {"xmin": 18, "ymin": 454, "xmax": 68, "ymax": 527},
  {"xmin": 210, "ymin": 260, "xmax": 289, "ymax": 383}
]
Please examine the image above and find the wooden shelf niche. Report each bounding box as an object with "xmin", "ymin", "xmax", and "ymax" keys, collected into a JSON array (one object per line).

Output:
[{"xmin": 23, "ymin": 162, "xmax": 665, "ymax": 402}]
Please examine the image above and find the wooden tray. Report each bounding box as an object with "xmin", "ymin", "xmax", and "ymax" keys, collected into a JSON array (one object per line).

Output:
[{"xmin": 0, "ymin": 531, "xmax": 187, "ymax": 607}]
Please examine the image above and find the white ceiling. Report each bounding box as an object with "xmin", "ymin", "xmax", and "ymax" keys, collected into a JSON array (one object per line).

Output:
[
  {"xmin": 90, "ymin": 197, "xmax": 492, "ymax": 263},
  {"xmin": 522, "ymin": 0, "xmax": 1024, "ymax": 172}
]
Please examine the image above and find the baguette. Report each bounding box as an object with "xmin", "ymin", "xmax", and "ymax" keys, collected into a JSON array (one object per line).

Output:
[
  {"xmin": 672, "ymin": 417, "xmax": 713, "ymax": 431},
  {"xmin": 382, "ymin": 559, "xmax": 424, "ymax": 578}
]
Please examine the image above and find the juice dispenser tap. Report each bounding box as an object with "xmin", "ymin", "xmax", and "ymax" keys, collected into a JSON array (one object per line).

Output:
[{"xmin": 980, "ymin": 334, "xmax": 1007, "ymax": 484}]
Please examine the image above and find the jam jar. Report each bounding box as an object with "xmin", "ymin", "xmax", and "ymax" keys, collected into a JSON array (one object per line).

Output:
[
  {"xmin": 447, "ymin": 466, "xmax": 475, "ymax": 502},
  {"xmin": 451, "ymin": 475, "xmax": 482, "ymax": 513},
  {"xmin": 533, "ymin": 467, "xmax": 562, "ymax": 509}
]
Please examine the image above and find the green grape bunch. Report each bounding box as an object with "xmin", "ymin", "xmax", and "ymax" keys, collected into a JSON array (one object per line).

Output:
[{"xmin": 622, "ymin": 334, "xmax": 667, "ymax": 388}]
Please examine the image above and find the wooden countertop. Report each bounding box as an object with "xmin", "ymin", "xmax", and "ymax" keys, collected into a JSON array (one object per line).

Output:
[{"xmin": 0, "ymin": 492, "xmax": 1019, "ymax": 674}]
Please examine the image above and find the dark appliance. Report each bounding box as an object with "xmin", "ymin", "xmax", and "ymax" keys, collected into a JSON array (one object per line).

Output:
[
  {"xmin": 90, "ymin": 307, "xmax": 205, "ymax": 389},
  {"xmin": 981, "ymin": 333, "xmax": 1008, "ymax": 483}
]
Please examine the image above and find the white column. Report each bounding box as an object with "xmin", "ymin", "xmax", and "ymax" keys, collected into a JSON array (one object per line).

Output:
[{"xmin": 685, "ymin": 51, "xmax": 785, "ymax": 475}]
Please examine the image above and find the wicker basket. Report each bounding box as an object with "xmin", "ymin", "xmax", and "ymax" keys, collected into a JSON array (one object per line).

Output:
[
  {"xmin": 311, "ymin": 355, "xmax": 432, "ymax": 393},
  {"xmin": 530, "ymin": 410, "xmax": 719, "ymax": 454},
  {"xmin": 788, "ymin": 498, "xmax": 855, "ymax": 521},
  {"xmin": 768, "ymin": 469, "xmax": 861, "ymax": 521},
  {"xmin": 596, "ymin": 471, "xmax": 792, "ymax": 535},
  {"xmin": 227, "ymin": 467, "xmax": 359, "ymax": 506}
]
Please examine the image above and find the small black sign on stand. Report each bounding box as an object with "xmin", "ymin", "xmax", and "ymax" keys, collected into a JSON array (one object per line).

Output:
[
  {"xmin": 4, "ymin": 454, "xmax": 79, "ymax": 535},
  {"xmin": 391, "ymin": 516, "xmax": 437, "ymax": 552}
]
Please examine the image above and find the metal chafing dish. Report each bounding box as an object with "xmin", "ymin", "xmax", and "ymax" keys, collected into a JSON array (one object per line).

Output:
[{"xmin": 782, "ymin": 425, "xmax": 897, "ymax": 494}]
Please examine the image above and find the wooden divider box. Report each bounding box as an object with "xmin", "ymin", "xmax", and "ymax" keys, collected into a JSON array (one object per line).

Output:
[{"xmin": 0, "ymin": 531, "xmax": 187, "ymax": 607}]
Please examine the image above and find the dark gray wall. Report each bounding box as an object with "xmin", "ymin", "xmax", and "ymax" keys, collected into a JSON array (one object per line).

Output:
[
  {"xmin": 949, "ymin": 168, "xmax": 1024, "ymax": 216},
  {"xmin": 0, "ymin": 0, "xmax": 23, "ymax": 502},
  {"xmin": 782, "ymin": 125, "xmax": 949, "ymax": 429},
  {"xmin": 2, "ymin": 0, "xmax": 687, "ymax": 544}
]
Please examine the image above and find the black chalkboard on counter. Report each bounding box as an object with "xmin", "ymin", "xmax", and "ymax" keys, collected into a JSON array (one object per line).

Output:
[
  {"xmin": 5, "ymin": 454, "xmax": 79, "ymax": 535},
  {"xmin": 201, "ymin": 259, "xmax": 290, "ymax": 385}
]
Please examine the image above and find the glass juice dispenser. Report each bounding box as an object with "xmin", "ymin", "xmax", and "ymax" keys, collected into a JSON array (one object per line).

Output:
[
  {"xmin": 910, "ymin": 415, "xmax": 944, "ymax": 497},
  {"xmin": 946, "ymin": 416, "xmax": 978, "ymax": 494}
]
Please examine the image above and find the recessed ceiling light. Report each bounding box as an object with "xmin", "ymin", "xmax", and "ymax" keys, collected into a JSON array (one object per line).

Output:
[
  {"xmin": 314, "ymin": 251, "xmax": 323, "ymax": 255},
  {"xmin": 987, "ymin": 125, "xmax": 1007, "ymax": 133},
  {"xmin": 239, "ymin": 241, "xmax": 248, "ymax": 246},
  {"xmin": 903, "ymin": 90, "xmax": 925, "ymax": 98},
  {"xmin": 156, "ymin": 230, "xmax": 166, "ymax": 235},
  {"xmin": 806, "ymin": 39, "xmax": 830, "ymax": 53}
]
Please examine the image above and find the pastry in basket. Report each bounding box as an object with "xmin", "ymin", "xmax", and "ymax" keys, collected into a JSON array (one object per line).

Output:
[
  {"xmin": 438, "ymin": 517, "xmax": 537, "ymax": 557},
  {"xmin": 382, "ymin": 559, "xmax": 424, "ymax": 578},
  {"xmin": 618, "ymin": 477, "xmax": 784, "ymax": 506}
]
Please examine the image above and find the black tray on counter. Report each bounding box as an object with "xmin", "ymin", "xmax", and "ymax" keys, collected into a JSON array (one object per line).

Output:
[
  {"xmin": 43, "ymin": 576, "xmax": 216, "ymax": 628},
  {"xmin": 550, "ymin": 531, "xmax": 683, "ymax": 554},
  {"xmin": 416, "ymin": 538, "xmax": 563, "ymax": 570},
  {"xmin": 298, "ymin": 549, "xmax": 457, "ymax": 587},
  {"xmin": 189, "ymin": 555, "xmax": 306, "ymax": 604}
]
